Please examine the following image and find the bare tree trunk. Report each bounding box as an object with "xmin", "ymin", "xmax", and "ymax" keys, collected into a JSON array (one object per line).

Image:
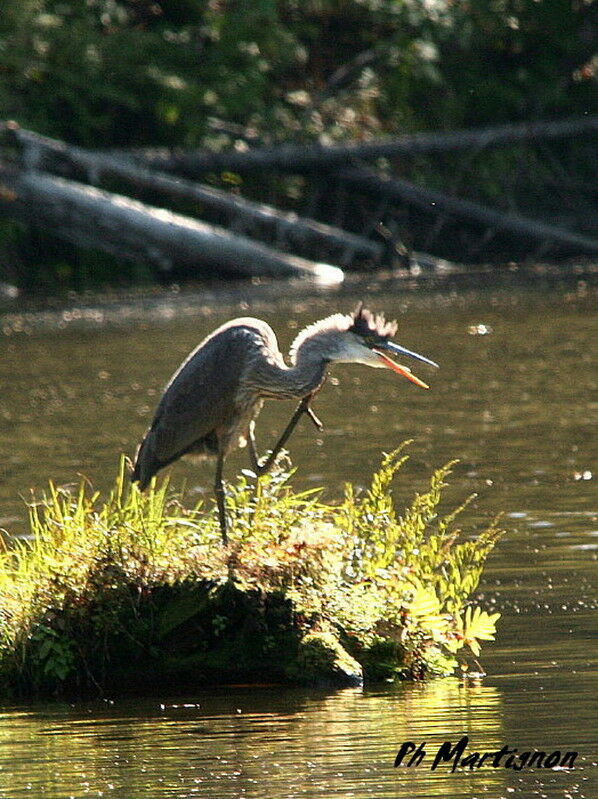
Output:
[
  {"xmin": 3, "ymin": 118, "xmax": 596, "ymax": 265},
  {"xmin": 105, "ymin": 117, "xmax": 598, "ymax": 175},
  {"xmin": 4, "ymin": 125, "xmax": 383, "ymax": 265},
  {"xmin": 0, "ymin": 161, "xmax": 344, "ymax": 281},
  {"xmin": 336, "ymin": 167, "xmax": 598, "ymax": 256}
]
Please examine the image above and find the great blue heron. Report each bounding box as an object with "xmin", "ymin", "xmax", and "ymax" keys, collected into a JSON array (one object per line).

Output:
[{"xmin": 132, "ymin": 305, "xmax": 438, "ymax": 542}]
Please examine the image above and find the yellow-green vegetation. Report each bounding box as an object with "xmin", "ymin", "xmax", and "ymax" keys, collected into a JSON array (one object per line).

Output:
[{"xmin": 0, "ymin": 445, "xmax": 502, "ymax": 697}]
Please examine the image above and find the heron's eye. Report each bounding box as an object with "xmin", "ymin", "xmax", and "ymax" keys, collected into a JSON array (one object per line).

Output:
[{"xmin": 363, "ymin": 334, "xmax": 385, "ymax": 348}]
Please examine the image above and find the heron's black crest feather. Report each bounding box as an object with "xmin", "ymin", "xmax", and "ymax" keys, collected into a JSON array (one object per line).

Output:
[{"xmin": 349, "ymin": 304, "xmax": 398, "ymax": 340}]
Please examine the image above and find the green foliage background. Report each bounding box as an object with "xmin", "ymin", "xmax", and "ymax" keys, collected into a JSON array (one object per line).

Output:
[
  {"xmin": 1, "ymin": 1, "xmax": 593, "ymax": 147},
  {"xmin": 0, "ymin": 1, "xmax": 595, "ymax": 290}
]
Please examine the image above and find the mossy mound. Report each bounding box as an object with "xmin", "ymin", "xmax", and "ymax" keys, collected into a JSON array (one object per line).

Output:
[{"xmin": 0, "ymin": 446, "xmax": 503, "ymax": 697}]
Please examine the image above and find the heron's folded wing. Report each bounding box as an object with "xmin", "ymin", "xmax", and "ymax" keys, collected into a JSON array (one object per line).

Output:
[{"xmin": 149, "ymin": 326, "xmax": 256, "ymax": 463}]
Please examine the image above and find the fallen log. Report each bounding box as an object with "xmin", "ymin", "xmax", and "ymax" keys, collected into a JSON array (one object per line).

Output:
[
  {"xmin": 4, "ymin": 125, "xmax": 383, "ymax": 265},
  {"xmin": 337, "ymin": 167, "xmax": 598, "ymax": 256},
  {"xmin": 108, "ymin": 117, "xmax": 598, "ymax": 176},
  {"xmin": 0, "ymin": 162, "xmax": 344, "ymax": 282}
]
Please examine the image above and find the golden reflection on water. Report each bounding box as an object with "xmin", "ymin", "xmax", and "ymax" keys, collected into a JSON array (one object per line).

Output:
[
  {"xmin": 0, "ymin": 677, "xmax": 590, "ymax": 797},
  {"xmin": 0, "ymin": 680, "xmax": 508, "ymax": 799}
]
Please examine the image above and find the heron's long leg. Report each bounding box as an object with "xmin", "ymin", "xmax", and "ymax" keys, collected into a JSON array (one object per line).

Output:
[
  {"xmin": 252, "ymin": 396, "xmax": 323, "ymax": 477},
  {"xmin": 214, "ymin": 451, "xmax": 228, "ymax": 545},
  {"xmin": 248, "ymin": 423, "xmax": 260, "ymax": 474}
]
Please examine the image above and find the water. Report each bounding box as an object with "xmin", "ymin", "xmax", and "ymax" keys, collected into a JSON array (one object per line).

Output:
[{"xmin": 0, "ymin": 270, "xmax": 596, "ymax": 798}]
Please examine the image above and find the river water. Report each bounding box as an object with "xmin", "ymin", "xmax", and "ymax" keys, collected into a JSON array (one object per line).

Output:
[{"xmin": 0, "ymin": 269, "xmax": 596, "ymax": 798}]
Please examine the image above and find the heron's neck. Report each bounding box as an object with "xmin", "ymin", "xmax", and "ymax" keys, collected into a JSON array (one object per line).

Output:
[
  {"xmin": 285, "ymin": 346, "xmax": 329, "ymax": 397},
  {"xmin": 251, "ymin": 342, "xmax": 328, "ymax": 399}
]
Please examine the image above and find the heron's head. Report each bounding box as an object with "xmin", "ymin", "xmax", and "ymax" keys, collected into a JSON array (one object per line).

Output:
[{"xmin": 290, "ymin": 304, "xmax": 438, "ymax": 388}]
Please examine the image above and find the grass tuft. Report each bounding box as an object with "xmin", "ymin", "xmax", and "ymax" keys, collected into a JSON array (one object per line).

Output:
[{"xmin": 0, "ymin": 445, "xmax": 503, "ymax": 696}]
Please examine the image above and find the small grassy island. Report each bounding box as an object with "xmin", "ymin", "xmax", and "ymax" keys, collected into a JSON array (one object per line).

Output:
[{"xmin": 0, "ymin": 445, "xmax": 502, "ymax": 697}]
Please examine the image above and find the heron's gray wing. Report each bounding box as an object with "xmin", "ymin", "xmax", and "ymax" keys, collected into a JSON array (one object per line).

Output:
[
  {"xmin": 148, "ymin": 326, "xmax": 257, "ymax": 465},
  {"xmin": 132, "ymin": 319, "xmax": 279, "ymax": 488}
]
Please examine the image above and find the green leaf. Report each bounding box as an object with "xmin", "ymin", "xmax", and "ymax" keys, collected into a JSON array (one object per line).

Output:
[
  {"xmin": 460, "ymin": 607, "xmax": 501, "ymax": 656},
  {"xmin": 409, "ymin": 584, "xmax": 441, "ymax": 618}
]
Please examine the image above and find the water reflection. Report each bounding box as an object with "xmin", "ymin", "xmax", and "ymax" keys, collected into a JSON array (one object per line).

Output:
[
  {"xmin": 0, "ymin": 681, "xmax": 506, "ymax": 798},
  {"xmin": 0, "ymin": 676, "xmax": 593, "ymax": 798}
]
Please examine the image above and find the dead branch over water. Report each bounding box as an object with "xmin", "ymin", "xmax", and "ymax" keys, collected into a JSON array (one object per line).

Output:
[
  {"xmin": 6, "ymin": 126, "xmax": 383, "ymax": 266},
  {"xmin": 1, "ymin": 117, "xmax": 596, "ymax": 278},
  {"xmin": 113, "ymin": 117, "xmax": 598, "ymax": 175},
  {"xmin": 0, "ymin": 159, "xmax": 342, "ymax": 281}
]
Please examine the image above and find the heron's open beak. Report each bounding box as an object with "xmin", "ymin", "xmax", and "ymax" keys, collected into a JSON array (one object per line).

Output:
[{"xmin": 373, "ymin": 341, "xmax": 438, "ymax": 390}]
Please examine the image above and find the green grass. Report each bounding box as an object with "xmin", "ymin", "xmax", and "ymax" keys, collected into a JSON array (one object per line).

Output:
[{"xmin": 0, "ymin": 444, "xmax": 503, "ymax": 696}]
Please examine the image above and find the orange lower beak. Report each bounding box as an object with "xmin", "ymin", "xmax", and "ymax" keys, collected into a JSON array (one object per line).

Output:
[{"xmin": 374, "ymin": 350, "xmax": 430, "ymax": 389}]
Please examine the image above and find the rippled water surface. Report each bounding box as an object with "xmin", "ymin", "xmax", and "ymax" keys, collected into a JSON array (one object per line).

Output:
[{"xmin": 0, "ymin": 270, "xmax": 596, "ymax": 798}]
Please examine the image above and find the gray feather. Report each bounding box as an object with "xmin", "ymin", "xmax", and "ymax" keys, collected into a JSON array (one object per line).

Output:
[{"xmin": 133, "ymin": 318, "xmax": 275, "ymax": 487}]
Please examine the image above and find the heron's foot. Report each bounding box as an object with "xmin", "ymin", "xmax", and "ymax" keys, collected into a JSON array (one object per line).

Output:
[
  {"xmin": 297, "ymin": 393, "xmax": 323, "ymax": 431},
  {"xmin": 304, "ymin": 404, "xmax": 323, "ymax": 431}
]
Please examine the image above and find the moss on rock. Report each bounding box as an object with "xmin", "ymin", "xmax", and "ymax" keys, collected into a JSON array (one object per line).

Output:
[{"xmin": 293, "ymin": 630, "xmax": 363, "ymax": 687}]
